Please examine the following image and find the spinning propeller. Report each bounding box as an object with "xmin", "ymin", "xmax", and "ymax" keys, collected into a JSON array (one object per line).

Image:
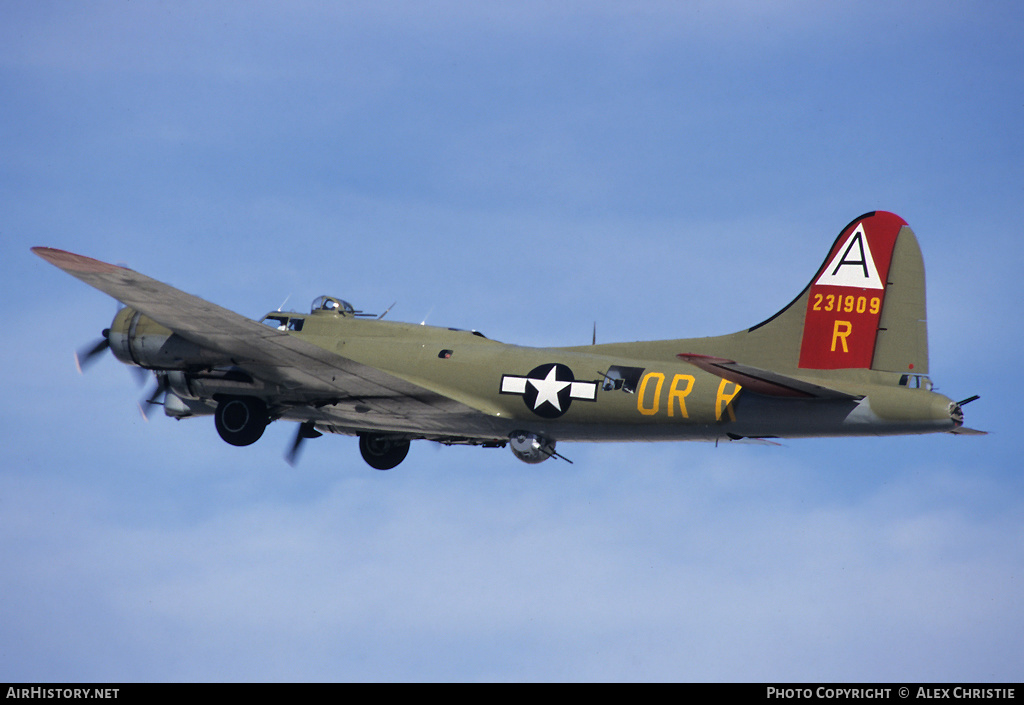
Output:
[
  {"xmin": 286, "ymin": 421, "xmax": 322, "ymax": 466},
  {"xmin": 74, "ymin": 329, "xmax": 111, "ymax": 374},
  {"xmin": 74, "ymin": 325, "xmax": 147, "ymax": 386},
  {"xmin": 138, "ymin": 374, "xmax": 170, "ymax": 421}
]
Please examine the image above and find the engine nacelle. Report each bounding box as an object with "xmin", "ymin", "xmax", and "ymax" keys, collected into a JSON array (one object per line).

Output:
[
  {"xmin": 107, "ymin": 308, "xmax": 231, "ymax": 370},
  {"xmin": 157, "ymin": 369, "xmax": 269, "ymax": 419},
  {"xmin": 163, "ymin": 368, "xmax": 265, "ymax": 400},
  {"xmin": 163, "ymin": 391, "xmax": 214, "ymax": 419},
  {"xmin": 509, "ymin": 431, "xmax": 556, "ymax": 464}
]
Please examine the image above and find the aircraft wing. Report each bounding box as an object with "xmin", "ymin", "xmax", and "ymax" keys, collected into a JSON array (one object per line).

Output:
[
  {"xmin": 677, "ymin": 353, "xmax": 860, "ymax": 400},
  {"xmin": 32, "ymin": 247, "xmax": 485, "ymax": 433}
]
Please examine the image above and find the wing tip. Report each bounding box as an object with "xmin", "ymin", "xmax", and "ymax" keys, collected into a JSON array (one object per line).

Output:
[{"xmin": 32, "ymin": 247, "xmax": 124, "ymax": 274}]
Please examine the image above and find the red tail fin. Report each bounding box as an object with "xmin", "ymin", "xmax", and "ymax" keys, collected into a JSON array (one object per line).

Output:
[{"xmin": 798, "ymin": 211, "xmax": 906, "ymax": 370}]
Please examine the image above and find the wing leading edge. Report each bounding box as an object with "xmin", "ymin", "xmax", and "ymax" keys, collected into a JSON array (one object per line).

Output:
[{"xmin": 32, "ymin": 247, "xmax": 484, "ymax": 431}]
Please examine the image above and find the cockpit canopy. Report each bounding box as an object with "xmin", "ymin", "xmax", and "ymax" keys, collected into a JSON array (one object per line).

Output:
[{"xmin": 311, "ymin": 296, "xmax": 355, "ymax": 316}]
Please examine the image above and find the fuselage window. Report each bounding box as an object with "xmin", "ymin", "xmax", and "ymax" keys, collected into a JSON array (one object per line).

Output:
[
  {"xmin": 899, "ymin": 374, "xmax": 932, "ymax": 390},
  {"xmin": 602, "ymin": 365, "xmax": 646, "ymax": 393}
]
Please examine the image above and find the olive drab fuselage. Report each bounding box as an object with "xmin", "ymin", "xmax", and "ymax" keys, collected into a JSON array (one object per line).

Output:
[{"xmin": 32, "ymin": 211, "xmax": 982, "ymax": 469}]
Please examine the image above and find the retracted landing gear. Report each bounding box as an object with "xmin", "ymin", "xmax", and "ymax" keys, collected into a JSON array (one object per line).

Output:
[
  {"xmin": 214, "ymin": 396, "xmax": 268, "ymax": 446},
  {"xmin": 358, "ymin": 433, "xmax": 410, "ymax": 470}
]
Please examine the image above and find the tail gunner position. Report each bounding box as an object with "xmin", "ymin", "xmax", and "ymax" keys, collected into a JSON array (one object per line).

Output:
[{"xmin": 34, "ymin": 211, "xmax": 983, "ymax": 469}]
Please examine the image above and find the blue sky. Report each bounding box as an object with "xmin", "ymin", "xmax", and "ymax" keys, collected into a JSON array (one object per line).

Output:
[{"xmin": 2, "ymin": 1, "xmax": 1022, "ymax": 682}]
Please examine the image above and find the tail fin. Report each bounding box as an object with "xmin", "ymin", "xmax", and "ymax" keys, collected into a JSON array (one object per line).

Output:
[{"xmin": 739, "ymin": 212, "xmax": 929, "ymax": 374}]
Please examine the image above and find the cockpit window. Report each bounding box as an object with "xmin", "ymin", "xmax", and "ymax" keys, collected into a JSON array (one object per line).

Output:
[
  {"xmin": 262, "ymin": 315, "xmax": 289, "ymax": 330},
  {"xmin": 261, "ymin": 315, "xmax": 305, "ymax": 331}
]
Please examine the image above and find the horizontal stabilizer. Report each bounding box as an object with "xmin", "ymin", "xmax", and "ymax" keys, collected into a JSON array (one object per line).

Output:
[
  {"xmin": 677, "ymin": 353, "xmax": 860, "ymax": 400},
  {"xmin": 949, "ymin": 426, "xmax": 988, "ymax": 436},
  {"xmin": 725, "ymin": 433, "xmax": 783, "ymax": 446}
]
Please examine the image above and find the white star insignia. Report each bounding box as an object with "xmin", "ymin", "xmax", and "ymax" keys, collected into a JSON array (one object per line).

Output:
[
  {"xmin": 500, "ymin": 365, "xmax": 599, "ymax": 417},
  {"xmin": 528, "ymin": 366, "xmax": 571, "ymax": 411}
]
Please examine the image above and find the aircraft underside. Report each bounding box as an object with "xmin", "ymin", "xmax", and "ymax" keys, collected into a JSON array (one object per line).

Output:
[{"xmin": 158, "ymin": 384, "xmax": 960, "ymax": 469}]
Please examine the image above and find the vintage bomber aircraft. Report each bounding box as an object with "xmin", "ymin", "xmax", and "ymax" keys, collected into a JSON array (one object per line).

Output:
[{"xmin": 33, "ymin": 211, "xmax": 982, "ymax": 469}]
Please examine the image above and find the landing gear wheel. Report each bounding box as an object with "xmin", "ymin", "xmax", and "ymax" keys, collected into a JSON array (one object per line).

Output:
[
  {"xmin": 359, "ymin": 434, "xmax": 410, "ymax": 470},
  {"xmin": 215, "ymin": 396, "xmax": 268, "ymax": 446}
]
